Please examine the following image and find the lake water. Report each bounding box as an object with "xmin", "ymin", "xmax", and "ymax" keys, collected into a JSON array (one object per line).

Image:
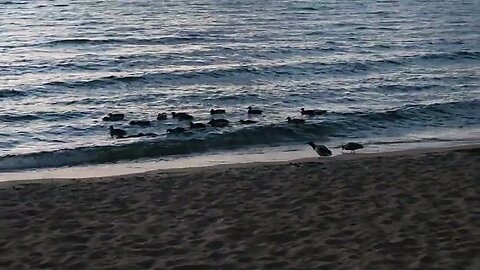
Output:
[{"xmin": 0, "ymin": 0, "xmax": 479, "ymax": 171}]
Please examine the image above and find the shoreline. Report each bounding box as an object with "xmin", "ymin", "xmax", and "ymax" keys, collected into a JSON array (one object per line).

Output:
[
  {"xmin": 1, "ymin": 141, "xmax": 478, "ymax": 269},
  {"xmin": 1, "ymin": 139, "xmax": 480, "ymax": 183}
]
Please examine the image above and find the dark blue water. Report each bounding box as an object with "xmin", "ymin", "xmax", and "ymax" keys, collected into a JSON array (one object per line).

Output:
[{"xmin": 1, "ymin": 0, "xmax": 479, "ymax": 171}]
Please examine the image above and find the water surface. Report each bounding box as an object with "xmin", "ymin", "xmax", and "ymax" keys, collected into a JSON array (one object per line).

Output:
[{"xmin": 1, "ymin": 0, "xmax": 479, "ymax": 171}]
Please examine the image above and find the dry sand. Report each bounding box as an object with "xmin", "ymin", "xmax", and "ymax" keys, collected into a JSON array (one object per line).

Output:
[{"xmin": 0, "ymin": 146, "xmax": 479, "ymax": 269}]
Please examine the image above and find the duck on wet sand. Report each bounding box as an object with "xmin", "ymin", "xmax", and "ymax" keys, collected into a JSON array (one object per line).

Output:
[
  {"xmin": 190, "ymin": 122, "xmax": 207, "ymax": 129},
  {"xmin": 109, "ymin": 126, "xmax": 127, "ymax": 138},
  {"xmin": 157, "ymin": 113, "xmax": 167, "ymax": 120},
  {"xmin": 129, "ymin": 120, "xmax": 151, "ymax": 127},
  {"xmin": 239, "ymin": 119, "xmax": 257, "ymax": 124},
  {"xmin": 171, "ymin": 112, "xmax": 194, "ymax": 121},
  {"xmin": 103, "ymin": 113, "xmax": 125, "ymax": 121},
  {"xmin": 342, "ymin": 142, "xmax": 364, "ymax": 153},
  {"xmin": 301, "ymin": 108, "xmax": 327, "ymax": 116},
  {"xmin": 287, "ymin": 117, "xmax": 305, "ymax": 124},
  {"xmin": 307, "ymin": 142, "xmax": 332, "ymax": 157},
  {"xmin": 210, "ymin": 109, "xmax": 226, "ymax": 115},
  {"xmin": 208, "ymin": 119, "xmax": 230, "ymax": 127},
  {"xmin": 247, "ymin": 106, "xmax": 263, "ymax": 115}
]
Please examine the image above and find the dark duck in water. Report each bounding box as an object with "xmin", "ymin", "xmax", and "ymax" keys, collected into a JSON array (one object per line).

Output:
[
  {"xmin": 167, "ymin": 127, "xmax": 187, "ymax": 134},
  {"xmin": 208, "ymin": 119, "xmax": 230, "ymax": 127},
  {"xmin": 157, "ymin": 113, "xmax": 167, "ymax": 120},
  {"xmin": 247, "ymin": 106, "xmax": 263, "ymax": 115},
  {"xmin": 129, "ymin": 120, "xmax": 151, "ymax": 127},
  {"xmin": 109, "ymin": 126, "xmax": 127, "ymax": 138},
  {"xmin": 171, "ymin": 112, "xmax": 194, "ymax": 121},
  {"xmin": 287, "ymin": 117, "xmax": 305, "ymax": 124},
  {"xmin": 210, "ymin": 109, "xmax": 226, "ymax": 115},
  {"xmin": 190, "ymin": 122, "xmax": 207, "ymax": 129},
  {"xmin": 300, "ymin": 108, "xmax": 327, "ymax": 116},
  {"xmin": 103, "ymin": 113, "xmax": 125, "ymax": 122}
]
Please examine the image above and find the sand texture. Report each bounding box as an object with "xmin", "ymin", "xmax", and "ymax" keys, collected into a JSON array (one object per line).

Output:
[{"xmin": 1, "ymin": 147, "xmax": 479, "ymax": 269}]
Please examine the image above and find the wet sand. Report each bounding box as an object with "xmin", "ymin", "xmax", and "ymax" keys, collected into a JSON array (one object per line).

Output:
[{"xmin": 1, "ymin": 146, "xmax": 479, "ymax": 269}]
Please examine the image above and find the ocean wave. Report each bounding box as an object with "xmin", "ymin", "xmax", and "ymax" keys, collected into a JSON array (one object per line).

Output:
[
  {"xmin": 16, "ymin": 41, "xmax": 475, "ymax": 86},
  {"xmin": 293, "ymin": 6, "xmax": 320, "ymax": 11},
  {"xmin": 379, "ymin": 84, "xmax": 441, "ymax": 92},
  {"xmin": 2, "ymin": 99, "xmax": 477, "ymax": 171},
  {"xmin": 413, "ymin": 51, "xmax": 480, "ymax": 61},
  {"xmin": 20, "ymin": 50, "xmax": 476, "ymax": 89},
  {"xmin": 0, "ymin": 114, "xmax": 40, "ymax": 122},
  {"xmin": 40, "ymin": 58, "xmax": 402, "ymax": 88},
  {"xmin": 0, "ymin": 89, "xmax": 26, "ymax": 98},
  {"xmin": 0, "ymin": 123, "xmax": 334, "ymax": 171},
  {"xmin": 44, "ymin": 74, "xmax": 146, "ymax": 88},
  {"xmin": 0, "ymin": 1, "xmax": 21, "ymax": 5},
  {"xmin": 341, "ymin": 100, "xmax": 480, "ymax": 124},
  {"xmin": 39, "ymin": 36, "xmax": 227, "ymax": 47},
  {"xmin": 0, "ymin": 111, "xmax": 88, "ymax": 123}
]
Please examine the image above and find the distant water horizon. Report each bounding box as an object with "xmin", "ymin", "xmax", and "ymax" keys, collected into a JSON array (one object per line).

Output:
[{"xmin": 1, "ymin": 0, "xmax": 479, "ymax": 171}]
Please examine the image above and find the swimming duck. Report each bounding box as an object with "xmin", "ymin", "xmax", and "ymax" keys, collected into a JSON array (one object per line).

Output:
[
  {"xmin": 208, "ymin": 119, "xmax": 230, "ymax": 127},
  {"xmin": 171, "ymin": 112, "xmax": 194, "ymax": 121},
  {"xmin": 307, "ymin": 142, "xmax": 332, "ymax": 157},
  {"xmin": 167, "ymin": 127, "xmax": 187, "ymax": 134},
  {"xmin": 238, "ymin": 119, "xmax": 257, "ymax": 124},
  {"xmin": 190, "ymin": 122, "xmax": 207, "ymax": 129},
  {"xmin": 129, "ymin": 120, "xmax": 151, "ymax": 127},
  {"xmin": 301, "ymin": 108, "xmax": 327, "ymax": 116},
  {"xmin": 109, "ymin": 126, "xmax": 127, "ymax": 138},
  {"xmin": 247, "ymin": 106, "xmax": 263, "ymax": 115},
  {"xmin": 103, "ymin": 113, "xmax": 125, "ymax": 122},
  {"xmin": 287, "ymin": 117, "xmax": 305, "ymax": 124},
  {"xmin": 157, "ymin": 113, "xmax": 167, "ymax": 120},
  {"xmin": 341, "ymin": 142, "xmax": 364, "ymax": 153},
  {"xmin": 210, "ymin": 109, "xmax": 226, "ymax": 115}
]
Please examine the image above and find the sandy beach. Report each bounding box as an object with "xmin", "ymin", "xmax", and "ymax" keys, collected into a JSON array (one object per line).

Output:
[{"xmin": 1, "ymin": 146, "xmax": 479, "ymax": 269}]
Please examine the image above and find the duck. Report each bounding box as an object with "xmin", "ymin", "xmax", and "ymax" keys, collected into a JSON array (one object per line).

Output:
[
  {"xmin": 167, "ymin": 127, "xmax": 187, "ymax": 134},
  {"xmin": 109, "ymin": 126, "xmax": 126, "ymax": 138},
  {"xmin": 190, "ymin": 122, "xmax": 207, "ymax": 129},
  {"xmin": 171, "ymin": 112, "xmax": 194, "ymax": 121},
  {"xmin": 210, "ymin": 109, "xmax": 226, "ymax": 115},
  {"xmin": 307, "ymin": 142, "xmax": 332, "ymax": 157},
  {"xmin": 247, "ymin": 106, "xmax": 263, "ymax": 115},
  {"xmin": 171, "ymin": 112, "xmax": 189, "ymax": 118},
  {"xmin": 129, "ymin": 120, "xmax": 151, "ymax": 127},
  {"xmin": 157, "ymin": 113, "xmax": 167, "ymax": 120},
  {"xmin": 103, "ymin": 113, "xmax": 125, "ymax": 122},
  {"xmin": 238, "ymin": 119, "xmax": 257, "ymax": 125},
  {"xmin": 208, "ymin": 119, "xmax": 230, "ymax": 128},
  {"xmin": 287, "ymin": 117, "xmax": 305, "ymax": 124},
  {"xmin": 341, "ymin": 142, "xmax": 364, "ymax": 153},
  {"xmin": 301, "ymin": 108, "xmax": 327, "ymax": 116}
]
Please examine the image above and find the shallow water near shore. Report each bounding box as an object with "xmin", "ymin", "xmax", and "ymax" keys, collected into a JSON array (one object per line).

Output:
[
  {"xmin": 1, "ymin": 0, "xmax": 479, "ymax": 171},
  {"xmin": 2, "ymin": 138, "xmax": 479, "ymax": 182}
]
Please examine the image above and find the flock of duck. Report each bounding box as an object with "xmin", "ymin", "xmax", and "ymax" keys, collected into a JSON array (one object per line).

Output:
[{"xmin": 103, "ymin": 106, "xmax": 364, "ymax": 157}]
